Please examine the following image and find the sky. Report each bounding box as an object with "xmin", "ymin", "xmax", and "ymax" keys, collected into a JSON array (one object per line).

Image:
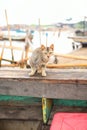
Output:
[{"xmin": 0, "ymin": 0, "xmax": 87, "ymax": 25}]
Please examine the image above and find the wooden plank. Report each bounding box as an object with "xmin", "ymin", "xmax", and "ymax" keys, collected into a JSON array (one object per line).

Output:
[
  {"xmin": 0, "ymin": 69, "xmax": 87, "ymax": 100},
  {"xmin": 55, "ymin": 53, "xmax": 87, "ymax": 60},
  {"xmin": 1, "ymin": 63, "xmax": 87, "ymax": 68},
  {"xmin": 0, "ymin": 105, "xmax": 42, "ymax": 120},
  {"xmin": 47, "ymin": 63, "xmax": 87, "ymax": 68},
  {"xmin": 0, "ymin": 120, "xmax": 42, "ymax": 130}
]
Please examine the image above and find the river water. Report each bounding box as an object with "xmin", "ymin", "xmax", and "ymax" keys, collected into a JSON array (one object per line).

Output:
[{"xmin": 0, "ymin": 30, "xmax": 82, "ymax": 64}]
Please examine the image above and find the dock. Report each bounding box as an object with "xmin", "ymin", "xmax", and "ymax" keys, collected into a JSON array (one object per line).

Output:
[
  {"xmin": 0, "ymin": 68, "xmax": 87, "ymax": 130},
  {"xmin": 0, "ymin": 42, "xmax": 87, "ymax": 129}
]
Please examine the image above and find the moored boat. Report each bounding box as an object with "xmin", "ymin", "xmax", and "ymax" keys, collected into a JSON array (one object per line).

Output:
[
  {"xmin": 68, "ymin": 36, "xmax": 87, "ymax": 44},
  {"xmin": 3, "ymin": 35, "xmax": 26, "ymax": 41},
  {"xmin": 1, "ymin": 30, "xmax": 26, "ymax": 41}
]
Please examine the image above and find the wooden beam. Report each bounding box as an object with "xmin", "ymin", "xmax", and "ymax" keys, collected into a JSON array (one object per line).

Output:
[
  {"xmin": 1, "ymin": 63, "xmax": 87, "ymax": 68},
  {"xmin": 0, "ymin": 42, "xmax": 5, "ymax": 66},
  {"xmin": 0, "ymin": 105, "xmax": 42, "ymax": 120},
  {"xmin": 5, "ymin": 10, "xmax": 14, "ymax": 62},
  {"xmin": 54, "ymin": 53, "xmax": 87, "ymax": 60},
  {"xmin": 0, "ymin": 69, "xmax": 87, "ymax": 100},
  {"xmin": 47, "ymin": 63, "xmax": 87, "ymax": 68},
  {"xmin": 0, "ymin": 120, "xmax": 42, "ymax": 130}
]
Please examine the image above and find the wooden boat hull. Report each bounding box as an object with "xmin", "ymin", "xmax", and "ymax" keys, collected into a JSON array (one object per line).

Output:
[
  {"xmin": 3, "ymin": 35, "xmax": 25, "ymax": 41},
  {"xmin": 68, "ymin": 36, "xmax": 87, "ymax": 44}
]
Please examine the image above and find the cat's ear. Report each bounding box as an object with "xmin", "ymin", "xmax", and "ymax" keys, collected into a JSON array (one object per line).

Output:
[
  {"xmin": 50, "ymin": 44, "xmax": 54, "ymax": 50},
  {"xmin": 41, "ymin": 44, "xmax": 45, "ymax": 50}
]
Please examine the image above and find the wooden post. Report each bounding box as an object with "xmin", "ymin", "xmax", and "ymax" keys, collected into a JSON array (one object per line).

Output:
[
  {"xmin": 5, "ymin": 10, "xmax": 14, "ymax": 63},
  {"xmin": 42, "ymin": 98, "xmax": 53, "ymax": 124},
  {"xmin": 58, "ymin": 27, "xmax": 62, "ymax": 37},
  {"xmin": 46, "ymin": 32, "xmax": 48, "ymax": 47}
]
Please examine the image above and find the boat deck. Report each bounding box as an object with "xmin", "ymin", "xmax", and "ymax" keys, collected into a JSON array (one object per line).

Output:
[
  {"xmin": 0, "ymin": 68, "xmax": 87, "ymax": 99},
  {"xmin": 0, "ymin": 48, "xmax": 87, "ymax": 129},
  {"xmin": 0, "ymin": 68, "xmax": 87, "ymax": 129}
]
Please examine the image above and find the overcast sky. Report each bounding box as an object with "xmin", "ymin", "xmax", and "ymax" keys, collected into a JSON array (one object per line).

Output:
[{"xmin": 0, "ymin": 0, "xmax": 87, "ymax": 25}]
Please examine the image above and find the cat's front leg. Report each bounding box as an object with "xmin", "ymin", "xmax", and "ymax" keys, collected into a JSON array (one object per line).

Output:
[
  {"xmin": 29, "ymin": 67, "xmax": 36, "ymax": 76},
  {"xmin": 41, "ymin": 65, "xmax": 46, "ymax": 77},
  {"xmin": 42, "ymin": 71, "xmax": 46, "ymax": 76}
]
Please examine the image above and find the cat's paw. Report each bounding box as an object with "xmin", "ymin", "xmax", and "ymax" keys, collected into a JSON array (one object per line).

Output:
[
  {"xmin": 42, "ymin": 72, "xmax": 46, "ymax": 77},
  {"xmin": 29, "ymin": 72, "xmax": 34, "ymax": 76}
]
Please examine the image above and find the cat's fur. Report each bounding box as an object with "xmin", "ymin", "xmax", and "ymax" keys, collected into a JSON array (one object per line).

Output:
[{"xmin": 29, "ymin": 44, "xmax": 54, "ymax": 76}]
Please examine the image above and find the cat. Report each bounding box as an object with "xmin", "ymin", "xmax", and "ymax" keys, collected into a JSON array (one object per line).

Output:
[{"xmin": 29, "ymin": 44, "xmax": 54, "ymax": 76}]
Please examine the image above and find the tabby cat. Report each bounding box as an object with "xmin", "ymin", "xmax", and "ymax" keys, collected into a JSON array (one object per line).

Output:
[{"xmin": 29, "ymin": 44, "xmax": 54, "ymax": 76}]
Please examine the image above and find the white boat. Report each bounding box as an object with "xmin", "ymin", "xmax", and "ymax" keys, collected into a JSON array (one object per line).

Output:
[{"xmin": 2, "ymin": 30, "xmax": 26, "ymax": 41}]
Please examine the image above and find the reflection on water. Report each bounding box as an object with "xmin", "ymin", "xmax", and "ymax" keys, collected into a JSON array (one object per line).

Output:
[{"xmin": 0, "ymin": 31, "xmax": 82, "ymax": 64}]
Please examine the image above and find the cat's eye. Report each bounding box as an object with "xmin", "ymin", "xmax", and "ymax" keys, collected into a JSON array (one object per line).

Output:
[{"xmin": 49, "ymin": 52, "xmax": 53, "ymax": 54}]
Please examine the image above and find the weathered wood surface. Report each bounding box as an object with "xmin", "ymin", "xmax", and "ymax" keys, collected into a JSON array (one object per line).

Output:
[
  {"xmin": 0, "ymin": 105, "xmax": 42, "ymax": 120},
  {"xmin": 0, "ymin": 68, "xmax": 87, "ymax": 100},
  {"xmin": 0, "ymin": 120, "xmax": 42, "ymax": 130}
]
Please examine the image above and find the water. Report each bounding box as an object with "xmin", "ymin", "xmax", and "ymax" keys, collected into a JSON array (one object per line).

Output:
[
  {"xmin": 32, "ymin": 30, "xmax": 82, "ymax": 53},
  {"xmin": 0, "ymin": 30, "xmax": 82, "ymax": 64}
]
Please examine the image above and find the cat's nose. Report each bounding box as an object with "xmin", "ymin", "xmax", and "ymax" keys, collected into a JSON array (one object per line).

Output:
[{"xmin": 47, "ymin": 55, "xmax": 49, "ymax": 58}]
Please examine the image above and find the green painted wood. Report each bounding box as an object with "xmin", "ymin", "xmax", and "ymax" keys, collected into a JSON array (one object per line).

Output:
[
  {"xmin": 53, "ymin": 99, "xmax": 87, "ymax": 107},
  {"xmin": 0, "ymin": 95, "xmax": 87, "ymax": 107},
  {"xmin": 0, "ymin": 95, "xmax": 41, "ymax": 104},
  {"xmin": 0, "ymin": 95, "xmax": 87, "ymax": 124}
]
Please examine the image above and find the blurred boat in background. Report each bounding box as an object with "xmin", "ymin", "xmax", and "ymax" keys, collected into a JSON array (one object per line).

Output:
[
  {"xmin": 68, "ymin": 30, "xmax": 87, "ymax": 47},
  {"xmin": 1, "ymin": 30, "xmax": 26, "ymax": 41}
]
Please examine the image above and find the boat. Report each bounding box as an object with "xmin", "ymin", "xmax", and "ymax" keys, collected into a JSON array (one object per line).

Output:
[
  {"xmin": 3, "ymin": 35, "xmax": 26, "ymax": 41},
  {"xmin": 68, "ymin": 36, "xmax": 87, "ymax": 44},
  {"xmin": 1, "ymin": 30, "xmax": 33, "ymax": 42},
  {"xmin": 0, "ymin": 32, "xmax": 3, "ymax": 40},
  {"xmin": 2, "ymin": 30, "xmax": 26, "ymax": 41},
  {"xmin": 68, "ymin": 29, "xmax": 87, "ymax": 47}
]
